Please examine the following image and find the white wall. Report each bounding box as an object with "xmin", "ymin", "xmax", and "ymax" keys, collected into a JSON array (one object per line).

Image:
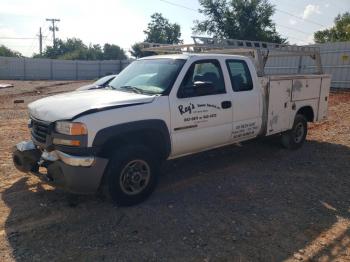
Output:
[{"xmin": 0, "ymin": 57, "xmax": 132, "ymax": 80}]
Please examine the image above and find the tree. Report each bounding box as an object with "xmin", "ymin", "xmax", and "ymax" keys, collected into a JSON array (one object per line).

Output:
[
  {"xmin": 43, "ymin": 38, "xmax": 86, "ymax": 59},
  {"xmin": 103, "ymin": 44, "xmax": 127, "ymax": 60},
  {"xmin": 0, "ymin": 45, "xmax": 22, "ymax": 57},
  {"xmin": 193, "ymin": 0, "xmax": 286, "ymax": 43},
  {"xmin": 130, "ymin": 13, "xmax": 182, "ymax": 58},
  {"xmin": 38, "ymin": 38, "xmax": 127, "ymax": 60},
  {"xmin": 130, "ymin": 43, "xmax": 143, "ymax": 58},
  {"xmin": 314, "ymin": 12, "xmax": 350, "ymax": 43},
  {"xmin": 144, "ymin": 13, "xmax": 182, "ymax": 44},
  {"xmin": 129, "ymin": 42, "xmax": 156, "ymax": 59}
]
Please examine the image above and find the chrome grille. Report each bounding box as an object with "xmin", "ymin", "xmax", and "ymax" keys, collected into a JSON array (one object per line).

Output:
[{"xmin": 31, "ymin": 118, "xmax": 50, "ymax": 144}]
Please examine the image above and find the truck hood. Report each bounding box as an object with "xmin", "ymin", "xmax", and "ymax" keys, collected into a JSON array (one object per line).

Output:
[{"xmin": 28, "ymin": 89, "xmax": 155, "ymax": 122}]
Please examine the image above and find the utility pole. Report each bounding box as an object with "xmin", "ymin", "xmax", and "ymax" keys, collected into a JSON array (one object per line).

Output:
[
  {"xmin": 46, "ymin": 18, "xmax": 60, "ymax": 47},
  {"xmin": 37, "ymin": 27, "xmax": 43, "ymax": 55}
]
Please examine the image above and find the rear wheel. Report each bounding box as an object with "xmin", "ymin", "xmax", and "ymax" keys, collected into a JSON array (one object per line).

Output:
[
  {"xmin": 105, "ymin": 145, "xmax": 159, "ymax": 206},
  {"xmin": 281, "ymin": 114, "xmax": 308, "ymax": 149}
]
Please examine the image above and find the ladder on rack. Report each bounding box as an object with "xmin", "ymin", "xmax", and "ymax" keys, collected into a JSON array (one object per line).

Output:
[{"xmin": 142, "ymin": 36, "xmax": 323, "ymax": 76}]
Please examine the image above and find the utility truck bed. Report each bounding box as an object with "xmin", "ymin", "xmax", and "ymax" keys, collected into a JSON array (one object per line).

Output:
[{"xmin": 260, "ymin": 74, "xmax": 330, "ymax": 135}]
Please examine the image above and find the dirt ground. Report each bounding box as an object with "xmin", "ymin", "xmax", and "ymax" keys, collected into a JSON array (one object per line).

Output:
[{"xmin": 0, "ymin": 80, "xmax": 349, "ymax": 262}]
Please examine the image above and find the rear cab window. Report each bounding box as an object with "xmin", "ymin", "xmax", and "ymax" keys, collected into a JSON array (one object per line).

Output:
[{"xmin": 226, "ymin": 60, "xmax": 253, "ymax": 92}]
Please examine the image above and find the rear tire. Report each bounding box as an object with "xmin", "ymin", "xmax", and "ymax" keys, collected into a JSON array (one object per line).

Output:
[
  {"xmin": 105, "ymin": 145, "xmax": 159, "ymax": 206},
  {"xmin": 281, "ymin": 114, "xmax": 308, "ymax": 150}
]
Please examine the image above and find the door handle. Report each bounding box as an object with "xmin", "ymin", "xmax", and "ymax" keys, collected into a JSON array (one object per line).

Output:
[{"xmin": 221, "ymin": 101, "xmax": 232, "ymax": 109}]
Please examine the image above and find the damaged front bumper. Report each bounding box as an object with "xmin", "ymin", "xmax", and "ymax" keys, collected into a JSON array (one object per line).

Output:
[{"xmin": 13, "ymin": 140, "xmax": 108, "ymax": 194}]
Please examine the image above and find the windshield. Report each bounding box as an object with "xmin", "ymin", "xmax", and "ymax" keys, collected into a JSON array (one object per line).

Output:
[{"xmin": 108, "ymin": 59, "xmax": 186, "ymax": 95}]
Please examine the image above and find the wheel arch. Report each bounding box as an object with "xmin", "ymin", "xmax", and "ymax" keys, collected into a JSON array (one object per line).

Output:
[
  {"xmin": 93, "ymin": 120, "xmax": 171, "ymax": 161},
  {"xmin": 296, "ymin": 105, "xmax": 315, "ymax": 122}
]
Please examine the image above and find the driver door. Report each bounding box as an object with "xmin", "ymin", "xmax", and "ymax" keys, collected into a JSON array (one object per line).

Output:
[{"xmin": 169, "ymin": 59, "xmax": 233, "ymax": 157}]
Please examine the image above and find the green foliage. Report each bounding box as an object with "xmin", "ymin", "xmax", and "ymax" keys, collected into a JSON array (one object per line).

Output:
[
  {"xmin": 39, "ymin": 38, "xmax": 127, "ymax": 60},
  {"xmin": 130, "ymin": 43, "xmax": 143, "ymax": 58},
  {"xmin": 193, "ymin": 0, "xmax": 286, "ymax": 43},
  {"xmin": 0, "ymin": 45, "xmax": 22, "ymax": 57},
  {"xmin": 144, "ymin": 13, "xmax": 182, "ymax": 44},
  {"xmin": 103, "ymin": 44, "xmax": 127, "ymax": 60},
  {"xmin": 130, "ymin": 13, "xmax": 182, "ymax": 58},
  {"xmin": 314, "ymin": 12, "xmax": 350, "ymax": 43},
  {"xmin": 129, "ymin": 42, "xmax": 156, "ymax": 59}
]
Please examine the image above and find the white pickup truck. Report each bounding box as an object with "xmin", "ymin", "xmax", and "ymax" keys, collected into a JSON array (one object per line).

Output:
[{"xmin": 13, "ymin": 38, "xmax": 331, "ymax": 206}]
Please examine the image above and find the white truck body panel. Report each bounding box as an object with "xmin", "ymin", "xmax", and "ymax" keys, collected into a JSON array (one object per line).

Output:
[
  {"xmin": 15, "ymin": 40, "xmax": 332, "ymax": 201},
  {"xmin": 318, "ymin": 77, "xmax": 331, "ymax": 121},
  {"xmin": 263, "ymin": 74, "xmax": 331, "ymax": 135},
  {"xmin": 168, "ymin": 55, "xmax": 262, "ymax": 156},
  {"xmin": 26, "ymin": 53, "xmax": 331, "ymax": 160},
  {"xmin": 76, "ymin": 96, "xmax": 171, "ymax": 147},
  {"xmin": 28, "ymin": 89, "xmax": 155, "ymax": 122},
  {"xmin": 266, "ymin": 79, "xmax": 292, "ymax": 135},
  {"xmin": 230, "ymin": 58, "xmax": 262, "ymax": 142},
  {"xmin": 292, "ymin": 78, "xmax": 322, "ymax": 101}
]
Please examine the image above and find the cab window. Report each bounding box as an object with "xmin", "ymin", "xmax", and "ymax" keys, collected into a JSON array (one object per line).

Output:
[
  {"xmin": 178, "ymin": 60, "xmax": 225, "ymax": 98},
  {"xmin": 226, "ymin": 60, "xmax": 253, "ymax": 92}
]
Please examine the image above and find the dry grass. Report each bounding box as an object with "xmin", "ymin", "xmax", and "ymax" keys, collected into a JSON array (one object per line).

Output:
[{"xmin": 0, "ymin": 81, "xmax": 349, "ymax": 261}]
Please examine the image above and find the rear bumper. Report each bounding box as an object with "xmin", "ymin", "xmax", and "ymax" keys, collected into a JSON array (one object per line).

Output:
[{"xmin": 13, "ymin": 140, "xmax": 108, "ymax": 194}]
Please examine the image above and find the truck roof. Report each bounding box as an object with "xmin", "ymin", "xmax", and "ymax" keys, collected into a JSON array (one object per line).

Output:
[{"xmin": 139, "ymin": 53, "xmax": 247, "ymax": 60}]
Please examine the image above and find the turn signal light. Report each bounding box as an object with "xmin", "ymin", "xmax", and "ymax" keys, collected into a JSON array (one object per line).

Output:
[{"xmin": 53, "ymin": 138, "xmax": 81, "ymax": 146}]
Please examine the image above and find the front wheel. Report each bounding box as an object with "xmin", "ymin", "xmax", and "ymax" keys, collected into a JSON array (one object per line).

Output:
[
  {"xmin": 281, "ymin": 114, "xmax": 308, "ymax": 149},
  {"xmin": 105, "ymin": 145, "xmax": 159, "ymax": 206}
]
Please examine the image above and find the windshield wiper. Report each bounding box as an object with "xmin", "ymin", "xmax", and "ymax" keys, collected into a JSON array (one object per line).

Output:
[
  {"xmin": 117, "ymin": 85, "xmax": 159, "ymax": 95},
  {"xmin": 117, "ymin": 85, "xmax": 145, "ymax": 94}
]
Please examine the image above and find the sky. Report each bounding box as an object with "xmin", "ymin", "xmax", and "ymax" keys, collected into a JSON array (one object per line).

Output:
[{"xmin": 0, "ymin": 0, "xmax": 349, "ymax": 57}]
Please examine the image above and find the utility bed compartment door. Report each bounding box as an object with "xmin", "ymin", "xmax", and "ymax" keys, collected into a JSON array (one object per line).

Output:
[
  {"xmin": 267, "ymin": 80, "xmax": 292, "ymax": 135},
  {"xmin": 317, "ymin": 77, "xmax": 331, "ymax": 121},
  {"xmin": 292, "ymin": 78, "xmax": 321, "ymax": 101}
]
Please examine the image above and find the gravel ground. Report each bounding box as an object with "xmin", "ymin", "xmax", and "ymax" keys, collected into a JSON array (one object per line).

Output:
[{"xmin": 0, "ymin": 81, "xmax": 349, "ymax": 262}]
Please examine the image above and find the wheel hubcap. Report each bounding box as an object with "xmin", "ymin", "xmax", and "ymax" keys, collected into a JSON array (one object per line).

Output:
[
  {"xmin": 119, "ymin": 160, "xmax": 151, "ymax": 195},
  {"xmin": 294, "ymin": 122, "xmax": 305, "ymax": 143}
]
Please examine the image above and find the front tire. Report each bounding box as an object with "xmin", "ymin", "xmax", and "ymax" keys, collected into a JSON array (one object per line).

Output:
[
  {"xmin": 105, "ymin": 145, "xmax": 159, "ymax": 206},
  {"xmin": 281, "ymin": 114, "xmax": 308, "ymax": 149}
]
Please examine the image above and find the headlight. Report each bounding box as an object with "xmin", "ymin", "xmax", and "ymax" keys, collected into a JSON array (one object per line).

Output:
[{"xmin": 55, "ymin": 121, "xmax": 87, "ymax": 135}]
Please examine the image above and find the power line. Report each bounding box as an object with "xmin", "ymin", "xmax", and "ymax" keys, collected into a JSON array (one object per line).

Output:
[
  {"xmin": 159, "ymin": 0, "xmax": 325, "ymax": 33},
  {"xmin": 23, "ymin": 21, "xmax": 50, "ymax": 56},
  {"xmin": 0, "ymin": 37, "xmax": 37, "ymax": 40},
  {"xmin": 40, "ymin": 24, "xmax": 50, "ymax": 53},
  {"xmin": 318, "ymin": 0, "xmax": 344, "ymax": 10},
  {"xmin": 275, "ymin": 8, "xmax": 325, "ymax": 27},
  {"xmin": 282, "ymin": 34, "xmax": 308, "ymax": 44},
  {"xmin": 0, "ymin": 44, "xmax": 35, "ymax": 47},
  {"xmin": 24, "ymin": 35, "xmax": 38, "ymax": 56},
  {"xmin": 159, "ymin": 0, "xmax": 197, "ymax": 12},
  {"xmin": 277, "ymin": 24, "xmax": 310, "ymax": 36}
]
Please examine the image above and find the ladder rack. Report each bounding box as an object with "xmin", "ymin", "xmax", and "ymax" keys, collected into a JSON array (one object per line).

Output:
[{"xmin": 142, "ymin": 36, "xmax": 323, "ymax": 76}]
